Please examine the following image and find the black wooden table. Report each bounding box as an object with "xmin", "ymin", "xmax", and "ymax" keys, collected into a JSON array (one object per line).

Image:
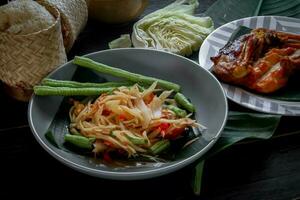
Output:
[{"xmin": 1, "ymin": 0, "xmax": 300, "ymax": 199}]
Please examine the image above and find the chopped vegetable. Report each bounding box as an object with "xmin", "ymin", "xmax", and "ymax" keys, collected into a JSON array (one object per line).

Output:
[
  {"xmin": 73, "ymin": 56, "xmax": 181, "ymax": 92},
  {"xmin": 131, "ymin": 0, "xmax": 214, "ymax": 56},
  {"xmin": 64, "ymin": 134, "xmax": 95, "ymax": 150},
  {"xmin": 67, "ymin": 82, "xmax": 198, "ymax": 157},
  {"xmin": 175, "ymin": 92, "xmax": 195, "ymax": 112},
  {"xmin": 159, "ymin": 122, "xmax": 170, "ymax": 131},
  {"xmin": 150, "ymin": 140, "xmax": 170, "ymax": 155},
  {"xmin": 125, "ymin": 134, "xmax": 147, "ymax": 145},
  {"xmin": 166, "ymin": 104, "xmax": 187, "ymax": 117}
]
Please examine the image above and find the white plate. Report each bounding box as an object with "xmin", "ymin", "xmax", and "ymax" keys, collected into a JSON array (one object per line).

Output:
[{"xmin": 199, "ymin": 16, "xmax": 300, "ymax": 116}]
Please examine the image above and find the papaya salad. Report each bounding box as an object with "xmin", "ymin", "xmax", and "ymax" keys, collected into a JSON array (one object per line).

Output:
[{"xmin": 34, "ymin": 56, "xmax": 204, "ymax": 160}]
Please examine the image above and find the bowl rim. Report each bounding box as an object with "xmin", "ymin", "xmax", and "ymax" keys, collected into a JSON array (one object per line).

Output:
[{"xmin": 28, "ymin": 48, "xmax": 228, "ymax": 180}]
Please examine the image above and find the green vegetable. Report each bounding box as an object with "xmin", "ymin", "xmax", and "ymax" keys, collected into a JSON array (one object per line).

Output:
[
  {"xmin": 45, "ymin": 131, "xmax": 59, "ymax": 148},
  {"xmin": 150, "ymin": 140, "xmax": 170, "ymax": 155},
  {"xmin": 109, "ymin": 34, "xmax": 132, "ymax": 49},
  {"xmin": 205, "ymin": 0, "xmax": 300, "ymax": 28},
  {"xmin": 132, "ymin": 0, "xmax": 214, "ymax": 56},
  {"xmin": 73, "ymin": 56, "xmax": 180, "ymax": 92},
  {"xmin": 42, "ymin": 78, "xmax": 132, "ymax": 88},
  {"xmin": 174, "ymin": 92, "xmax": 195, "ymax": 113},
  {"xmin": 34, "ymin": 86, "xmax": 114, "ymax": 96},
  {"xmin": 166, "ymin": 105, "xmax": 187, "ymax": 117},
  {"xmin": 125, "ymin": 135, "xmax": 147, "ymax": 145},
  {"xmin": 64, "ymin": 134, "xmax": 95, "ymax": 150}
]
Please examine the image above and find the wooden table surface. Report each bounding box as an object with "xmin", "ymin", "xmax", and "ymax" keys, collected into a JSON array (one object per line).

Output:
[{"xmin": 1, "ymin": 0, "xmax": 300, "ymax": 199}]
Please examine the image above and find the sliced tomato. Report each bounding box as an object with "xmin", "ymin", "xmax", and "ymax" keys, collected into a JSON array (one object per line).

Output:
[{"xmin": 159, "ymin": 122, "xmax": 170, "ymax": 131}]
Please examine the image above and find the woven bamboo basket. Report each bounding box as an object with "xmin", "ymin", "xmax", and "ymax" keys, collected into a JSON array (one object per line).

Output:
[
  {"xmin": 38, "ymin": 0, "xmax": 88, "ymax": 52},
  {"xmin": 0, "ymin": 1, "xmax": 67, "ymax": 101}
]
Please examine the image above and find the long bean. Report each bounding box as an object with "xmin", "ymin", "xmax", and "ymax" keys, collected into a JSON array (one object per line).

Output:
[
  {"xmin": 125, "ymin": 135, "xmax": 147, "ymax": 145},
  {"xmin": 166, "ymin": 105, "xmax": 187, "ymax": 117},
  {"xmin": 174, "ymin": 92, "xmax": 195, "ymax": 113},
  {"xmin": 34, "ymin": 86, "xmax": 114, "ymax": 96},
  {"xmin": 73, "ymin": 56, "xmax": 181, "ymax": 92},
  {"xmin": 42, "ymin": 78, "xmax": 132, "ymax": 88},
  {"xmin": 64, "ymin": 134, "xmax": 95, "ymax": 150},
  {"xmin": 150, "ymin": 140, "xmax": 170, "ymax": 155}
]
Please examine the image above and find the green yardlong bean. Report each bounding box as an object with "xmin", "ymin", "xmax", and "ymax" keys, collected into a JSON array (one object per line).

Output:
[
  {"xmin": 42, "ymin": 78, "xmax": 132, "ymax": 88},
  {"xmin": 73, "ymin": 56, "xmax": 181, "ymax": 92},
  {"xmin": 174, "ymin": 92, "xmax": 195, "ymax": 113},
  {"xmin": 150, "ymin": 140, "xmax": 170, "ymax": 155},
  {"xmin": 34, "ymin": 86, "xmax": 114, "ymax": 96},
  {"xmin": 166, "ymin": 105, "xmax": 187, "ymax": 117},
  {"xmin": 64, "ymin": 134, "xmax": 95, "ymax": 150}
]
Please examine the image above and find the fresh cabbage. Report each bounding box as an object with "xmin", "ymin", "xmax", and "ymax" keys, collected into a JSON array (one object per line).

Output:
[
  {"xmin": 108, "ymin": 34, "xmax": 132, "ymax": 49},
  {"xmin": 131, "ymin": 0, "xmax": 214, "ymax": 56}
]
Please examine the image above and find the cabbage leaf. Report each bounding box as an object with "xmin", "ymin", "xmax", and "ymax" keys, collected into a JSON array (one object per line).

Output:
[
  {"xmin": 109, "ymin": 34, "xmax": 132, "ymax": 49},
  {"xmin": 132, "ymin": 0, "xmax": 214, "ymax": 56}
]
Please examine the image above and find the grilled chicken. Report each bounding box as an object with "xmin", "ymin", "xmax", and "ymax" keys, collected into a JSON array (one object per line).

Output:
[{"xmin": 211, "ymin": 28, "xmax": 300, "ymax": 93}]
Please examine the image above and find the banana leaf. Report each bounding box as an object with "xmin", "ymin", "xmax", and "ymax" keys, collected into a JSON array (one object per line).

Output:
[
  {"xmin": 191, "ymin": 111, "xmax": 281, "ymax": 195},
  {"xmin": 226, "ymin": 26, "xmax": 300, "ymax": 101},
  {"xmin": 205, "ymin": 0, "xmax": 300, "ymax": 28}
]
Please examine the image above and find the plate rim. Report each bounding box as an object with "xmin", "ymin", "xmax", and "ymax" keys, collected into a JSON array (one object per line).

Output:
[
  {"xmin": 199, "ymin": 15, "xmax": 300, "ymax": 116},
  {"xmin": 28, "ymin": 48, "xmax": 228, "ymax": 180}
]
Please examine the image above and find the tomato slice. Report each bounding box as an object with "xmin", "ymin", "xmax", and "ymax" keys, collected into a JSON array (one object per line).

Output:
[{"xmin": 159, "ymin": 122, "xmax": 170, "ymax": 131}]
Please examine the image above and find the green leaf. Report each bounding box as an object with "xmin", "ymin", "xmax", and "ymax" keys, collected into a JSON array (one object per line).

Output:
[
  {"xmin": 191, "ymin": 111, "xmax": 281, "ymax": 195},
  {"xmin": 191, "ymin": 160, "xmax": 205, "ymax": 196},
  {"xmin": 205, "ymin": 0, "xmax": 300, "ymax": 28},
  {"xmin": 45, "ymin": 131, "xmax": 59, "ymax": 148},
  {"xmin": 208, "ymin": 111, "xmax": 281, "ymax": 156}
]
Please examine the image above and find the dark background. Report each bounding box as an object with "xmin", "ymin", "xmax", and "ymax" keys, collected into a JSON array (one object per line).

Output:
[{"xmin": 1, "ymin": 0, "xmax": 300, "ymax": 199}]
